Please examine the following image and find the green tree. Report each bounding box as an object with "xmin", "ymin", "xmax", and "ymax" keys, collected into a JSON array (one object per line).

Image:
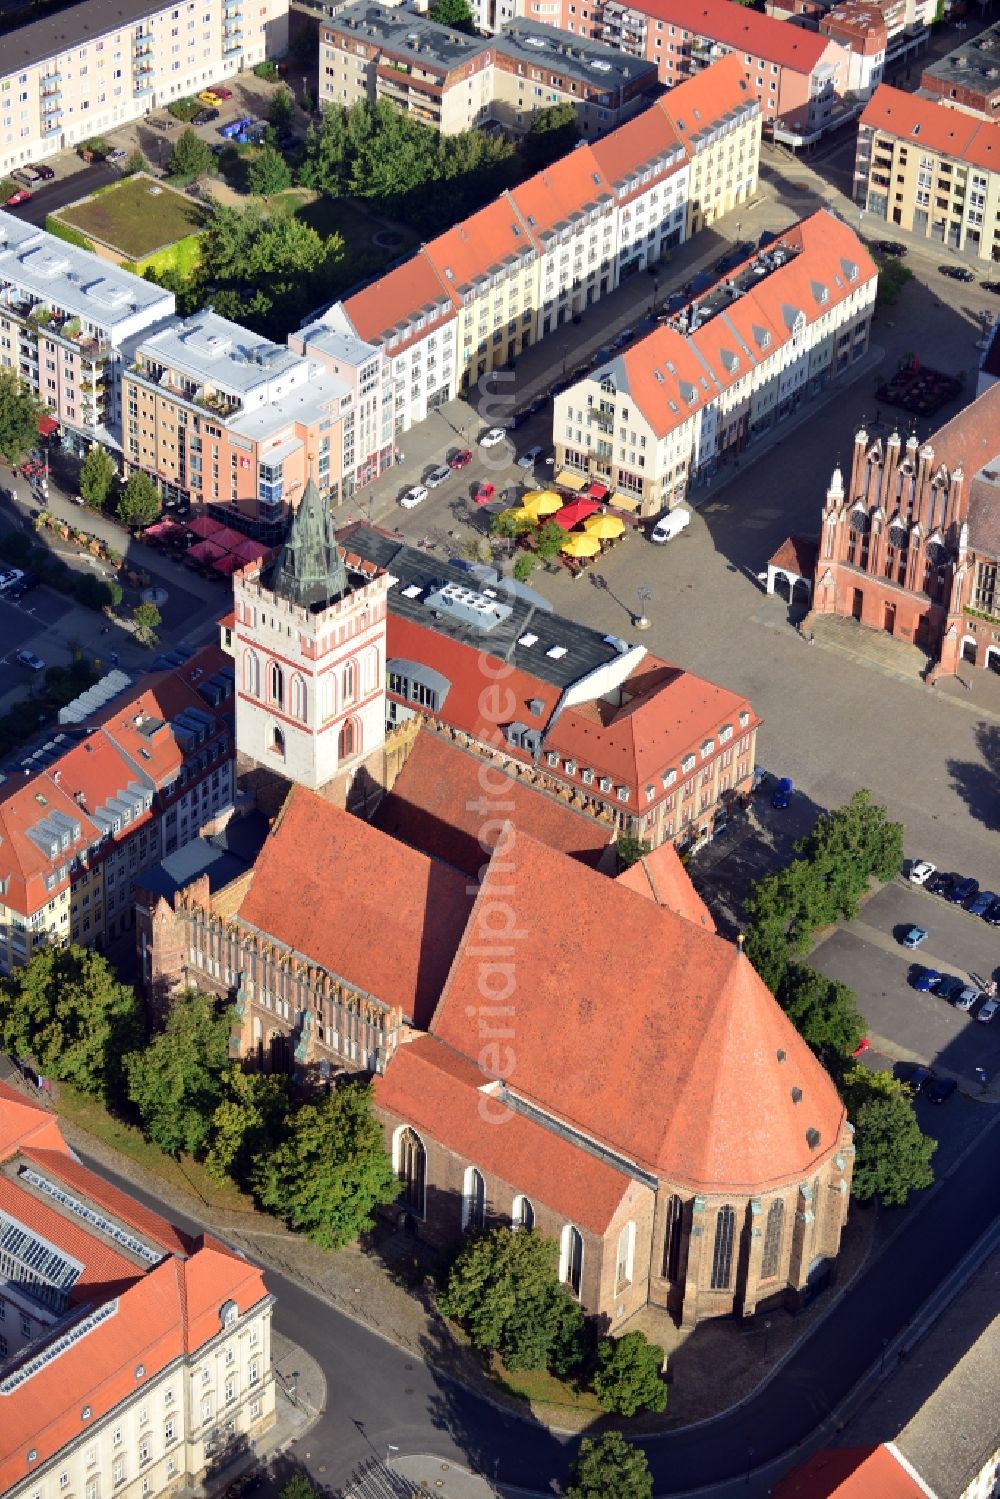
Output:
[
  {"xmin": 796, "ymin": 790, "xmax": 904, "ymax": 917},
  {"xmin": 440, "ymin": 1227, "xmax": 586, "ymax": 1373},
  {"xmin": 0, "ymin": 946, "xmax": 144, "ymax": 1102},
  {"xmin": 168, "ymin": 126, "xmax": 213, "ymax": 179},
  {"xmin": 132, "ymin": 600, "xmax": 162, "ymax": 644},
  {"xmin": 205, "ymin": 1071, "xmax": 291, "ymax": 1185},
  {"xmin": 122, "ymin": 150, "xmax": 148, "ymax": 176},
  {"xmin": 491, "ymin": 509, "xmax": 534, "ymax": 539},
  {"xmin": 252, "ymin": 1082, "xmax": 397, "ymax": 1249},
  {"xmin": 269, "ymin": 86, "xmax": 295, "ymax": 130},
  {"xmin": 592, "ymin": 1330, "xmax": 667, "ymax": 1416},
  {"xmin": 535, "ymin": 521, "xmax": 565, "ymax": 561},
  {"xmin": 0, "ymin": 176, "xmax": 16, "ymax": 202},
  {"xmin": 567, "ymin": 1432, "xmax": 653, "ymax": 1499},
  {"xmin": 248, "ymin": 144, "xmax": 292, "ymax": 199},
  {"xmin": 301, "ymin": 83, "xmax": 316, "ymax": 116},
  {"xmin": 524, "ymin": 102, "xmax": 580, "ymax": 172},
  {"xmin": 429, "ymin": 0, "xmax": 477, "ymax": 31},
  {"xmin": 79, "ymin": 443, "xmax": 117, "ymax": 510},
  {"xmin": 116, "ymin": 470, "xmax": 160, "ymax": 528},
  {"xmin": 512, "ymin": 552, "xmax": 537, "ymax": 582},
  {"xmin": 777, "ymin": 962, "xmax": 866, "ymax": 1063},
  {"xmin": 616, "ymin": 831, "xmax": 651, "ymax": 871},
  {"xmin": 850, "ymin": 1088, "xmax": 937, "ymax": 1206},
  {"xmin": 280, "ymin": 1481, "xmax": 320, "ymax": 1499},
  {"xmin": 125, "ymin": 990, "xmax": 234, "ymax": 1157},
  {"xmin": 0, "ymin": 369, "xmax": 43, "ymax": 466}
]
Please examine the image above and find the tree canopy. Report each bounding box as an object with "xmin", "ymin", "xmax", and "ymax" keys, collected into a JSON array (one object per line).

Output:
[
  {"xmin": 429, "ymin": 0, "xmax": 477, "ymax": 31},
  {"xmin": 592, "ymin": 1330, "xmax": 667, "ymax": 1416},
  {"xmin": 248, "ymin": 144, "xmax": 292, "ymax": 198},
  {"xmin": 125, "ymin": 990, "xmax": 234, "ymax": 1157},
  {"xmin": 79, "ymin": 443, "xmax": 116, "ymax": 509},
  {"xmin": 440, "ymin": 1227, "xmax": 586, "ymax": 1373},
  {"xmin": 269, "ymin": 86, "xmax": 295, "ymax": 129},
  {"xmin": 116, "ymin": 470, "xmax": 160, "ymax": 528},
  {"xmin": 777, "ymin": 962, "xmax": 866, "ymax": 1065},
  {"xmin": 567, "ymin": 1433, "xmax": 653, "ymax": 1499},
  {"xmin": 196, "ymin": 202, "xmax": 343, "ymax": 335},
  {"xmin": 252, "ymin": 1082, "xmax": 397, "ymax": 1249},
  {"xmin": 843, "ymin": 1065, "xmax": 937, "ymax": 1206},
  {"xmin": 0, "ymin": 946, "xmax": 144, "ymax": 1102},
  {"xmin": 524, "ymin": 102, "xmax": 580, "ymax": 172},
  {"xmin": 0, "ymin": 370, "xmax": 43, "ymax": 466},
  {"xmin": 168, "ymin": 127, "xmax": 213, "ymax": 179}
]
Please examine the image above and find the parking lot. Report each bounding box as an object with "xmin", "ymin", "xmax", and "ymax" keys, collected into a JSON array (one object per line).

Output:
[{"xmin": 811, "ymin": 879, "xmax": 1000, "ymax": 1087}]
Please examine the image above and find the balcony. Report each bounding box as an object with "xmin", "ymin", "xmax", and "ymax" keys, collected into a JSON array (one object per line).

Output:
[{"xmin": 134, "ymin": 35, "xmax": 154, "ymax": 54}]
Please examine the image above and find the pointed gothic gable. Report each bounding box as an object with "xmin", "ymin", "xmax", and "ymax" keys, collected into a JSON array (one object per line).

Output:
[{"xmin": 272, "ymin": 474, "xmax": 349, "ymax": 611}]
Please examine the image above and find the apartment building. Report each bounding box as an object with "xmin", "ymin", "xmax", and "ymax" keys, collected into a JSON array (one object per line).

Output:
[
  {"xmin": 553, "ymin": 210, "xmax": 877, "ymax": 514},
  {"xmin": 818, "ymin": 0, "xmax": 887, "ymax": 99},
  {"xmin": 0, "ymin": 1084, "xmax": 274, "ymax": 1499},
  {"xmin": 0, "ymin": 210, "xmax": 174, "ymax": 455},
  {"xmin": 319, "ymin": 5, "xmax": 658, "ymax": 137},
  {"xmin": 0, "ymin": 645, "xmax": 235, "ymax": 971},
  {"xmin": 286, "ymin": 320, "xmax": 396, "ymax": 496},
  {"xmin": 855, "ymin": 84, "xmax": 1000, "ymax": 262},
  {"xmin": 920, "ymin": 20, "xmax": 1000, "ymax": 118},
  {"xmin": 122, "ymin": 310, "xmax": 354, "ymax": 528},
  {"xmin": 766, "ymin": 0, "xmax": 931, "ymax": 73},
  {"xmin": 318, "ymin": 54, "xmax": 759, "ymax": 430},
  {"xmin": 0, "ymin": 0, "xmax": 288, "ymax": 177}
]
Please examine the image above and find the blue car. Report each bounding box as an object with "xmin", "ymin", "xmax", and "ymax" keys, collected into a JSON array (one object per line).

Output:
[
  {"xmin": 901, "ymin": 925, "xmax": 929, "ymax": 949},
  {"xmin": 948, "ymin": 876, "xmax": 978, "ymax": 905},
  {"xmin": 911, "ymin": 966, "xmax": 941, "ymax": 991},
  {"xmin": 772, "ymin": 776, "xmax": 793, "ymax": 810},
  {"xmin": 967, "ymin": 889, "xmax": 996, "ymax": 918}
]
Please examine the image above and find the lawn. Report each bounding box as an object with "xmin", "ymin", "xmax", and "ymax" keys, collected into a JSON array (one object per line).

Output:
[
  {"xmin": 56, "ymin": 175, "xmax": 207, "ymax": 260},
  {"xmin": 490, "ymin": 1353, "xmax": 604, "ymax": 1415}
]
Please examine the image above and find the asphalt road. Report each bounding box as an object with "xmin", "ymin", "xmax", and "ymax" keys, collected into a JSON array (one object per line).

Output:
[
  {"xmin": 75, "ymin": 1106, "xmax": 1000, "ymax": 1496},
  {"xmin": 9, "ymin": 162, "xmax": 117, "ymax": 227}
]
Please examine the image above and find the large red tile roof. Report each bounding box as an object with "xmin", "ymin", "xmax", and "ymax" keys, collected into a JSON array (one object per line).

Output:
[
  {"xmin": 769, "ymin": 1445, "xmax": 927, "ymax": 1497},
  {"xmin": 638, "ymin": 0, "xmax": 830, "ymax": 72},
  {"xmin": 374, "ymin": 730, "xmax": 613, "ymax": 878},
  {"xmin": 617, "ymin": 841, "xmax": 716, "ymax": 932},
  {"xmin": 19, "ymin": 1146, "xmax": 193, "ymax": 1259},
  {"xmin": 509, "ymin": 144, "xmax": 613, "ymax": 242},
  {"xmin": 237, "ymin": 784, "xmax": 473, "ymax": 1027},
  {"xmin": 431, "ymin": 832, "xmax": 846, "ymax": 1192},
  {"xmin": 423, "ymin": 195, "xmax": 534, "ymax": 304},
  {"xmin": 374, "ymin": 1035, "xmax": 635, "ymax": 1234},
  {"xmin": 589, "ymin": 103, "xmax": 686, "ymax": 192},
  {"xmin": 860, "ymin": 84, "xmax": 1000, "ymax": 169},
  {"xmin": 343, "ymin": 253, "xmax": 455, "ymax": 350},
  {"xmin": 0, "ymin": 1082, "xmax": 66, "ymax": 1159}
]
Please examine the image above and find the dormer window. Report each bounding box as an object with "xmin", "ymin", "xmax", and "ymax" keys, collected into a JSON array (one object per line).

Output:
[
  {"xmin": 645, "ymin": 785, "xmax": 656, "ymax": 803},
  {"xmin": 564, "ymin": 760, "xmax": 577, "ymax": 776},
  {"xmin": 739, "ymin": 710, "xmax": 750, "ymax": 728},
  {"xmin": 720, "ymin": 725, "xmax": 733, "ymax": 743},
  {"xmin": 662, "ymin": 768, "xmax": 676, "ymax": 788},
  {"xmin": 681, "ymin": 753, "xmax": 696, "ymax": 774},
  {"xmin": 700, "ymin": 739, "xmax": 714, "ymax": 758},
  {"xmin": 617, "ymin": 785, "xmax": 630, "ymax": 802},
  {"xmin": 547, "ymin": 751, "xmax": 559, "ymax": 767},
  {"xmin": 599, "ymin": 775, "xmax": 613, "ymax": 793},
  {"xmin": 582, "ymin": 768, "xmax": 594, "ymax": 785}
]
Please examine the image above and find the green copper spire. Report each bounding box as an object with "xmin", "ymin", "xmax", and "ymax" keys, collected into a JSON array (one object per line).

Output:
[{"xmin": 272, "ymin": 472, "xmax": 348, "ymax": 609}]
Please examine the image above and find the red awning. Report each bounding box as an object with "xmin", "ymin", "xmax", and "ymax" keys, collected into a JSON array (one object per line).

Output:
[
  {"xmin": 232, "ymin": 537, "xmax": 270, "ymax": 565},
  {"xmin": 37, "ymin": 415, "xmax": 59, "ymax": 438},
  {"xmin": 188, "ymin": 539, "xmax": 227, "ymax": 564},
  {"xmin": 585, "ymin": 481, "xmax": 610, "ymax": 500},
  {"xmin": 552, "ymin": 497, "xmax": 601, "ymax": 531},
  {"xmin": 213, "ymin": 554, "xmax": 242, "ymax": 576},
  {"xmin": 187, "ymin": 515, "xmax": 228, "ymax": 541}
]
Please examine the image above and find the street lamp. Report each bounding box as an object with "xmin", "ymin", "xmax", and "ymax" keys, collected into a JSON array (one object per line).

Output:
[
  {"xmin": 763, "ymin": 1319, "xmax": 772, "ymax": 1360},
  {"xmin": 635, "ymin": 584, "xmax": 652, "ymax": 630}
]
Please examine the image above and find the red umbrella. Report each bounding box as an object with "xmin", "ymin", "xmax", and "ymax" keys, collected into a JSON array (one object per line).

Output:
[
  {"xmin": 552, "ymin": 497, "xmax": 601, "ymax": 531},
  {"xmin": 187, "ymin": 515, "xmax": 227, "ymax": 541}
]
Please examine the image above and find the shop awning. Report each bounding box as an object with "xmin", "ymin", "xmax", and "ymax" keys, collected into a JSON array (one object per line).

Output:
[
  {"xmin": 37, "ymin": 415, "xmax": 59, "ymax": 438},
  {"xmin": 555, "ymin": 469, "xmax": 587, "ymax": 491},
  {"xmin": 188, "ymin": 515, "xmax": 228, "ymax": 541},
  {"xmin": 584, "ymin": 481, "xmax": 610, "ymax": 501},
  {"xmin": 213, "ymin": 554, "xmax": 242, "ymax": 576},
  {"xmin": 610, "ymin": 491, "xmax": 639, "ymax": 513},
  {"xmin": 188, "ymin": 539, "xmax": 227, "ymax": 564},
  {"xmin": 232, "ymin": 537, "xmax": 270, "ymax": 565},
  {"xmin": 552, "ymin": 497, "xmax": 601, "ymax": 531}
]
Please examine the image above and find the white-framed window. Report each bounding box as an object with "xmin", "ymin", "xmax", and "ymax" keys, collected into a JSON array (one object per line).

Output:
[
  {"xmin": 559, "ymin": 1224, "xmax": 584, "ymax": 1297},
  {"xmin": 462, "ymin": 1165, "xmax": 486, "ymax": 1231},
  {"xmin": 512, "ymin": 1194, "xmax": 534, "ymax": 1231},
  {"xmin": 616, "ymin": 1221, "xmax": 636, "ymax": 1287}
]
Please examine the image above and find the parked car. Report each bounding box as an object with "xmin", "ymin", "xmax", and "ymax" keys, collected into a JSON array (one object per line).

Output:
[
  {"xmin": 926, "ymin": 870, "xmax": 954, "ymax": 898},
  {"xmin": 106, "ymin": 147, "xmax": 129, "ymax": 163},
  {"xmin": 12, "ymin": 168, "xmax": 40, "ymax": 187},
  {"xmin": 198, "ymin": 89, "xmax": 222, "ymax": 106},
  {"xmin": 966, "ymin": 889, "xmax": 996, "ymax": 917},
  {"xmin": 649, "ymin": 508, "xmax": 691, "ymax": 544},
  {"xmin": 940, "ymin": 264, "xmax": 974, "ymax": 282},
  {"xmin": 518, "ymin": 445, "xmax": 543, "ymax": 469},
  {"xmin": 901, "ymin": 925, "xmax": 929, "ymax": 949},
  {"xmin": 909, "ymin": 859, "xmax": 936, "ymax": 885},
  {"xmin": 426, "ymin": 464, "xmax": 451, "ymax": 488},
  {"xmin": 924, "ymin": 1075, "xmax": 958, "ymax": 1105},
  {"xmin": 716, "ymin": 240, "xmax": 754, "ymax": 273},
  {"xmin": 895, "ymin": 1062, "xmax": 931, "ymax": 1095},
  {"xmin": 7, "ymin": 572, "xmax": 38, "ymax": 599},
  {"xmin": 5, "ymin": 189, "xmax": 31, "ymax": 206},
  {"xmin": 473, "ymin": 481, "xmax": 495, "ymax": 505},
  {"xmin": 911, "ymin": 966, "xmax": 941, "ymax": 992},
  {"xmin": 0, "ymin": 568, "xmax": 25, "ymax": 593},
  {"xmin": 947, "ymin": 876, "xmax": 979, "ymax": 905},
  {"xmin": 479, "ymin": 427, "xmax": 507, "ymax": 448},
  {"xmin": 873, "ymin": 239, "xmax": 907, "ymax": 258},
  {"xmin": 934, "ymin": 975, "xmax": 967, "ymax": 1006},
  {"xmin": 400, "ymin": 485, "xmax": 427, "ymax": 509},
  {"xmin": 771, "ymin": 776, "xmax": 793, "ymax": 810},
  {"xmin": 851, "ymin": 1037, "xmax": 870, "ymax": 1058},
  {"xmin": 983, "ymin": 897, "xmax": 1000, "ymax": 927},
  {"xmin": 212, "ymin": 85, "xmax": 234, "ymax": 100},
  {"xmin": 15, "ymin": 649, "xmax": 45, "ymax": 672},
  {"xmin": 976, "ymin": 995, "xmax": 999, "ymax": 1023},
  {"xmin": 193, "ymin": 108, "xmax": 220, "ymax": 125},
  {"xmin": 30, "ymin": 163, "xmax": 55, "ymax": 181},
  {"xmin": 982, "ymin": 280, "xmax": 1000, "ymax": 295},
  {"xmin": 449, "ymin": 449, "xmax": 472, "ymax": 470}
]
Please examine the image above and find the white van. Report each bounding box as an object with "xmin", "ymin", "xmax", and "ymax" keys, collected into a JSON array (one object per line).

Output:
[{"xmin": 649, "ymin": 508, "xmax": 691, "ymax": 544}]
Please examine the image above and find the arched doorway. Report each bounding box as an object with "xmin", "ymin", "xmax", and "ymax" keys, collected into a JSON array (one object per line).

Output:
[{"xmin": 395, "ymin": 1126, "xmax": 426, "ymax": 1218}]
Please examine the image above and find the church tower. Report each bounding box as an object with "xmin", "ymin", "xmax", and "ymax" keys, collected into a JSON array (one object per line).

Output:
[{"xmin": 233, "ymin": 476, "xmax": 388, "ymax": 806}]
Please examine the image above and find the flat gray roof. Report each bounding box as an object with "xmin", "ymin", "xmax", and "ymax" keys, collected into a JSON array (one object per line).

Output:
[
  {"xmin": 326, "ymin": 2, "xmax": 484, "ymax": 74},
  {"xmin": 296, "ymin": 321, "xmax": 380, "ymax": 370},
  {"xmin": 0, "ymin": 0, "xmax": 175, "ymax": 73},
  {"xmin": 0, "ymin": 211, "xmax": 173, "ymax": 327},
  {"xmin": 136, "ymin": 310, "xmax": 303, "ymax": 394},
  {"xmin": 922, "ymin": 20, "xmax": 1000, "ymax": 101},
  {"xmin": 501, "ymin": 18, "xmax": 658, "ymax": 92}
]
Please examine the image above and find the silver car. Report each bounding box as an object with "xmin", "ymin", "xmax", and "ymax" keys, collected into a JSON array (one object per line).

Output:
[{"xmin": 426, "ymin": 465, "xmax": 451, "ymax": 488}]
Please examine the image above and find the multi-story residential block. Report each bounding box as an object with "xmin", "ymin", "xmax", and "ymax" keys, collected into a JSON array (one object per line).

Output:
[
  {"xmin": 0, "ymin": 210, "xmax": 174, "ymax": 454},
  {"xmin": 319, "ymin": 5, "xmax": 659, "ymax": 137},
  {"xmin": 919, "ymin": 18, "xmax": 1000, "ymax": 118},
  {"xmin": 554, "ymin": 210, "xmax": 877, "ymax": 513},
  {"xmin": 121, "ymin": 309, "xmax": 355, "ymax": 529},
  {"xmin": 0, "ymin": 1083, "xmax": 274, "ymax": 1499},
  {"xmin": 319, "ymin": 54, "xmax": 759, "ymax": 430},
  {"xmin": 818, "ymin": 0, "xmax": 887, "ymax": 100},
  {"xmin": 0, "ymin": 0, "xmax": 288, "ymax": 177},
  {"xmin": 285, "ymin": 320, "xmax": 396, "ymax": 496},
  {"xmin": 0, "ymin": 644, "xmax": 235, "ymax": 970},
  {"xmin": 809, "ymin": 381, "xmax": 1000, "ymax": 677},
  {"xmin": 854, "ymin": 84, "xmax": 1000, "ymax": 262}
]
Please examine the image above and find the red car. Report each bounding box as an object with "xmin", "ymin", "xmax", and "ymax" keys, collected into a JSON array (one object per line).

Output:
[
  {"xmin": 213, "ymin": 85, "xmax": 234, "ymax": 100},
  {"xmin": 6, "ymin": 189, "xmax": 31, "ymax": 206},
  {"xmin": 449, "ymin": 449, "xmax": 472, "ymax": 470},
  {"xmin": 473, "ymin": 481, "xmax": 495, "ymax": 505}
]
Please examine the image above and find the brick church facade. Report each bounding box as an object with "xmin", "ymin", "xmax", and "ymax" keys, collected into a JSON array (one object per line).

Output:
[{"xmin": 809, "ymin": 382, "xmax": 1000, "ymax": 676}]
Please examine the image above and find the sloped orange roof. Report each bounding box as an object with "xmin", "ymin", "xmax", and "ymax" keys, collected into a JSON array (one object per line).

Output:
[
  {"xmin": 548, "ymin": 653, "xmax": 759, "ymax": 796},
  {"xmin": 374, "ymin": 730, "xmax": 613, "ymax": 879},
  {"xmin": 237, "ymin": 784, "xmax": 474, "ymax": 1027},
  {"xmin": 617, "ymin": 842, "xmax": 716, "ymax": 932},
  {"xmin": 658, "ymin": 53, "xmax": 760, "ymax": 152},
  {"xmin": 590, "ymin": 102, "xmax": 686, "ymax": 191},
  {"xmin": 431, "ymin": 833, "xmax": 846, "ymax": 1192},
  {"xmin": 344, "ymin": 252, "xmax": 455, "ymax": 348},
  {"xmin": 510, "ymin": 144, "xmax": 613, "ymax": 242},
  {"xmin": 423, "ymin": 195, "xmax": 533, "ymax": 305},
  {"xmin": 0, "ymin": 1082, "xmax": 67, "ymax": 1160},
  {"xmin": 641, "ymin": 1, "xmax": 829, "ymax": 72},
  {"xmin": 770, "ymin": 1446, "xmax": 927, "ymax": 1497},
  {"xmin": 19, "ymin": 1146, "xmax": 193, "ymax": 1259},
  {"xmin": 375, "ymin": 1035, "xmax": 635, "ymax": 1234},
  {"xmin": 860, "ymin": 83, "xmax": 998, "ymax": 166}
]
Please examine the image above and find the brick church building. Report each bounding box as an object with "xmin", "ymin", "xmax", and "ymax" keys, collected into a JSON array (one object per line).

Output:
[
  {"xmin": 136, "ymin": 475, "xmax": 854, "ymax": 1328},
  {"xmin": 808, "ymin": 381, "xmax": 1000, "ymax": 675}
]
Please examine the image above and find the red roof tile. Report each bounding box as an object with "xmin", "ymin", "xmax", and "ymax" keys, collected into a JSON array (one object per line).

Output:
[
  {"xmin": 423, "ymin": 195, "xmax": 534, "ymax": 305},
  {"xmin": 860, "ymin": 84, "xmax": 1000, "ymax": 167},
  {"xmin": 344, "ymin": 253, "xmax": 455, "ymax": 349},
  {"xmin": 639, "ymin": 1, "xmax": 830, "ymax": 73},
  {"xmin": 770, "ymin": 1446, "xmax": 927, "ymax": 1498},
  {"xmin": 589, "ymin": 104, "xmax": 686, "ymax": 190},
  {"xmin": 0, "ymin": 1082, "xmax": 66, "ymax": 1160},
  {"xmin": 431, "ymin": 833, "xmax": 847, "ymax": 1192},
  {"xmin": 616, "ymin": 842, "xmax": 716, "ymax": 932},
  {"xmin": 509, "ymin": 144, "xmax": 613, "ymax": 242},
  {"xmin": 19, "ymin": 1146, "xmax": 193, "ymax": 1259},
  {"xmin": 237, "ymin": 785, "xmax": 473, "ymax": 1027},
  {"xmin": 770, "ymin": 534, "xmax": 819, "ymax": 576},
  {"xmin": 375, "ymin": 1035, "xmax": 635, "ymax": 1234}
]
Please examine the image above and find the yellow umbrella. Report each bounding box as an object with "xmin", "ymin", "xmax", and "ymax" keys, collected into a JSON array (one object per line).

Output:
[
  {"xmin": 522, "ymin": 489, "xmax": 563, "ymax": 517},
  {"xmin": 561, "ymin": 532, "xmax": 602, "ymax": 558},
  {"xmin": 583, "ymin": 513, "xmax": 625, "ymax": 540}
]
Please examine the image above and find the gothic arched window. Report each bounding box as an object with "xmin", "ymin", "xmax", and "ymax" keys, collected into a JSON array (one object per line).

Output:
[
  {"xmin": 339, "ymin": 716, "xmax": 358, "ymax": 760},
  {"xmin": 291, "ymin": 674, "xmax": 308, "ymax": 724},
  {"xmin": 710, "ymin": 1205, "xmax": 736, "ymax": 1290},
  {"xmin": 462, "ymin": 1166, "xmax": 486, "ymax": 1232},
  {"xmin": 395, "ymin": 1127, "xmax": 426, "ymax": 1217},
  {"xmin": 243, "ymin": 649, "xmax": 261, "ymax": 697},
  {"xmin": 343, "ymin": 659, "xmax": 356, "ymax": 706},
  {"xmin": 761, "ymin": 1200, "xmax": 784, "ymax": 1280},
  {"xmin": 269, "ymin": 662, "xmax": 284, "ymax": 709},
  {"xmin": 560, "ymin": 1224, "xmax": 584, "ymax": 1297}
]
